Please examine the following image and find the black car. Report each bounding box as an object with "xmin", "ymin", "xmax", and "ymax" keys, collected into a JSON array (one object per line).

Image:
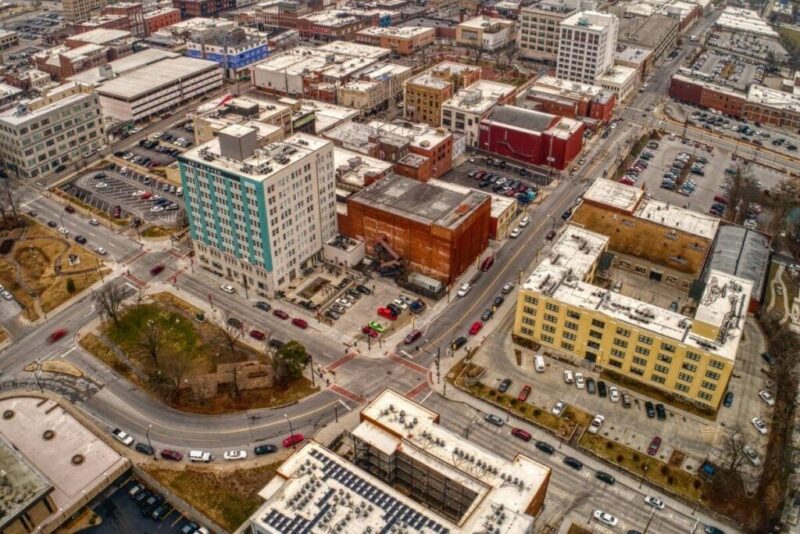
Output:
[
  {"xmin": 703, "ymin": 526, "xmax": 725, "ymax": 534},
  {"xmin": 645, "ymin": 401, "xmax": 656, "ymax": 418},
  {"xmin": 140, "ymin": 493, "xmax": 162, "ymax": 513},
  {"xmin": 492, "ymin": 296, "xmax": 504, "ymax": 307},
  {"xmin": 356, "ymin": 284, "xmax": 372, "ymax": 295},
  {"xmin": 254, "ymin": 444, "xmax": 278, "ymax": 455},
  {"xmin": 451, "ymin": 336, "xmax": 467, "ymax": 351},
  {"xmin": 255, "ymin": 301, "xmax": 271, "ymax": 312},
  {"xmin": 227, "ymin": 317, "xmax": 243, "ymax": 329},
  {"xmin": 723, "ymin": 391, "xmax": 734, "ymax": 408},
  {"xmin": 498, "ymin": 378, "xmax": 512, "ymax": 393},
  {"xmin": 268, "ymin": 339, "xmax": 285, "ymax": 349},
  {"xmin": 74, "ymin": 235, "xmax": 87, "ymax": 244},
  {"xmin": 151, "ymin": 504, "xmax": 172, "ymax": 521},
  {"xmin": 655, "ymin": 403, "xmax": 667, "ymax": 420},
  {"xmin": 597, "ymin": 381, "xmax": 607, "ymax": 398},
  {"xmin": 563, "ymin": 456, "xmax": 583, "ymax": 470},
  {"xmin": 595, "ymin": 471, "xmax": 616, "ymax": 485},
  {"xmin": 387, "ymin": 303, "xmax": 401, "ymax": 315},
  {"xmin": 561, "ymin": 209, "xmax": 572, "ymax": 220},
  {"xmin": 55, "ymin": 165, "xmax": 66, "ymax": 172},
  {"xmin": 481, "ymin": 309, "xmax": 494, "ymax": 321},
  {"xmin": 324, "ymin": 310, "xmax": 340, "ymax": 321},
  {"xmin": 586, "ymin": 378, "xmax": 596, "ymax": 395},
  {"xmin": 761, "ymin": 352, "xmax": 775, "ymax": 366},
  {"xmin": 535, "ymin": 441, "xmax": 555, "ymax": 454},
  {"xmin": 134, "ymin": 489, "xmax": 152, "ymax": 505},
  {"xmin": 135, "ymin": 443, "xmax": 154, "ymax": 455}
]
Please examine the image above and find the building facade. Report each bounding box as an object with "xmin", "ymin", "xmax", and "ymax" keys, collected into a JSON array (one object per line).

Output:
[
  {"xmin": 519, "ymin": 0, "xmax": 578, "ymax": 63},
  {"xmin": 0, "ymin": 83, "xmax": 105, "ymax": 179},
  {"xmin": 186, "ymin": 28, "xmax": 269, "ymax": 80},
  {"xmin": 442, "ymin": 80, "xmax": 516, "ymax": 146},
  {"xmin": 181, "ymin": 127, "xmax": 337, "ymax": 297},
  {"xmin": 173, "ymin": 0, "xmax": 236, "ymax": 18},
  {"xmin": 0, "ymin": 29, "xmax": 19, "ymax": 50},
  {"xmin": 102, "ymin": 2, "xmax": 146, "ymax": 36},
  {"xmin": 556, "ymin": 11, "xmax": 618, "ymax": 84},
  {"xmin": 403, "ymin": 62, "xmax": 481, "ymax": 127},
  {"xmin": 355, "ymin": 26, "xmax": 435, "ymax": 55},
  {"xmin": 456, "ymin": 16, "xmax": 516, "ymax": 51},
  {"xmin": 63, "ymin": 0, "xmax": 107, "ymax": 23},
  {"xmin": 144, "ymin": 8, "xmax": 182, "ymax": 35},
  {"xmin": 525, "ymin": 75, "xmax": 616, "ymax": 121}
]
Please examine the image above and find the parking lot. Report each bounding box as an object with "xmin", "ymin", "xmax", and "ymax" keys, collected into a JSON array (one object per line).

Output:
[
  {"xmin": 64, "ymin": 167, "xmax": 184, "ymax": 225},
  {"xmin": 86, "ymin": 476, "xmax": 206, "ymax": 534}
]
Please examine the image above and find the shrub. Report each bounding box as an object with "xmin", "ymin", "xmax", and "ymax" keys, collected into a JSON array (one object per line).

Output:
[
  {"xmin": 693, "ymin": 479, "xmax": 702, "ymax": 489},
  {"xmin": 605, "ymin": 441, "xmax": 614, "ymax": 450},
  {"xmin": 617, "ymin": 454, "xmax": 624, "ymax": 463},
  {"xmin": 66, "ymin": 278, "xmax": 76, "ymax": 293}
]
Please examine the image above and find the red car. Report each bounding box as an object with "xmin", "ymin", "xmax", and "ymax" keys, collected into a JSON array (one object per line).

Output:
[
  {"xmin": 140, "ymin": 191, "xmax": 152, "ymax": 200},
  {"xmin": 404, "ymin": 330, "xmax": 422, "ymax": 345},
  {"xmin": 511, "ymin": 428, "xmax": 531, "ymax": 441},
  {"xmin": 149, "ymin": 264, "xmax": 165, "ymax": 275},
  {"xmin": 64, "ymin": 205, "xmax": 76, "ymax": 214},
  {"xmin": 647, "ymin": 436, "xmax": 662, "ymax": 456},
  {"xmin": 250, "ymin": 329, "xmax": 266, "ymax": 341},
  {"xmin": 282, "ymin": 433, "xmax": 304, "ymax": 448},
  {"xmin": 469, "ymin": 321, "xmax": 483, "ymax": 335},
  {"xmin": 362, "ymin": 325, "xmax": 379, "ymax": 338},
  {"xmin": 47, "ymin": 328, "xmax": 68, "ymax": 343},
  {"xmin": 160, "ymin": 449, "xmax": 183, "ymax": 461},
  {"xmin": 377, "ymin": 307, "xmax": 398, "ymax": 321},
  {"xmin": 273, "ymin": 309, "xmax": 289, "ymax": 320},
  {"xmin": 292, "ymin": 318, "xmax": 308, "ymax": 329},
  {"xmin": 518, "ymin": 385, "xmax": 531, "ymax": 402}
]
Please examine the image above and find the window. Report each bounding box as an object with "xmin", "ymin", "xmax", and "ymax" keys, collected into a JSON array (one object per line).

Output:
[
  {"xmin": 660, "ymin": 342, "xmax": 676, "ymax": 353},
  {"xmin": 686, "ymin": 351, "xmax": 701, "ymax": 361},
  {"xmin": 563, "ymin": 331, "xmax": 577, "ymax": 341},
  {"xmin": 524, "ymin": 295, "xmax": 538, "ymax": 305},
  {"xmin": 657, "ymin": 354, "xmax": 673, "ymax": 364},
  {"xmin": 540, "ymin": 333, "xmax": 554, "ymax": 344},
  {"xmin": 705, "ymin": 370, "xmax": 720, "ymax": 380},
  {"xmin": 701, "ymin": 381, "xmax": 717, "ymax": 391},
  {"xmin": 675, "ymin": 383, "xmax": 690, "ymax": 393},
  {"xmin": 523, "ymin": 306, "xmax": 536, "ymax": 315},
  {"xmin": 638, "ymin": 335, "xmax": 653, "ymax": 345},
  {"xmin": 566, "ymin": 310, "xmax": 581, "ymax": 319},
  {"xmin": 542, "ymin": 324, "xmax": 556, "ymax": 334},
  {"xmin": 522, "ymin": 316, "xmax": 535, "ymax": 326},
  {"xmin": 698, "ymin": 391, "xmax": 712, "ymax": 401},
  {"xmin": 591, "ymin": 319, "xmax": 605, "ymax": 329},
  {"xmin": 545, "ymin": 302, "xmax": 560, "ymax": 312},
  {"xmin": 565, "ymin": 321, "xmax": 579, "ymax": 331},
  {"xmin": 544, "ymin": 313, "xmax": 558, "ymax": 323},
  {"xmin": 682, "ymin": 363, "xmax": 697, "ymax": 372},
  {"xmin": 610, "ymin": 348, "xmax": 626, "ymax": 358},
  {"xmin": 650, "ymin": 374, "xmax": 666, "ymax": 384},
  {"xmin": 613, "ymin": 338, "xmax": 628, "ymax": 348},
  {"xmin": 561, "ymin": 341, "xmax": 574, "ymax": 351},
  {"xmin": 629, "ymin": 366, "xmax": 644, "ymax": 376},
  {"xmin": 587, "ymin": 340, "xmax": 600, "ymax": 350},
  {"xmin": 520, "ymin": 327, "xmax": 534, "ymax": 336},
  {"xmin": 709, "ymin": 359, "xmax": 724, "ymax": 369},
  {"xmin": 608, "ymin": 359, "xmax": 622, "ymax": 368},
  {"xmin": 654, "ymin": 364, "xmax": 669, "ymax": 374},
  {"xmin": 635, "ymin": 346, "xmax": 651, "ymax": 356},
  {"xmin": 589, "ymin": 330, "xmax": 603, "ymax": 339},
  {"xmin": 678, "ymin": 373, "xmax": 694, "ymax": 383},
  {"xmin": 633, "ymin": 356, "xmax": 648, "ymax": 366}
]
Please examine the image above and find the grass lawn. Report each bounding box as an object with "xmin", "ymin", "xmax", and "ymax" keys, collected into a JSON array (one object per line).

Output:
[
  {"xmin": 79, "ymin": 333, "xmax": 143, "ymax": 386},
  {"xmin": 779, "ymin": 26, "xmax": 800, "ymax": 48},
  {"xmin": 144, "ymin": 463, "xmax": 281, "ymax": 532},
  {"xmin": 141, "ymin": 225, "xmax": 183, "ymax": 238},
  {"xmin": 579, "ymin": 432, "xmax": 706, "ymax": 502}
]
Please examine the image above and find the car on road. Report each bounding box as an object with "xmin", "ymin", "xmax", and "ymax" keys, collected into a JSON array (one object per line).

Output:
[
  {"xmin": 74, "ymin": 235, "xmax": 87, "ymax": 244},
  {"xmin": 220, "ymin": 284, "xmax": 235, "ymax": 294},
  {"xmin": 511, "ymin": 428, "xmax": 531, "ymax": 441},
  {"xmin": 135, "ymin": 443, "xmax": 154, "ymax": 455},
  {"xmin": 255, "ymin": 301, "xmax": 271, "ymax": 312},
  {"xmin": 47, "ymin": 328, "xmax": 68, "ymax": 343},
  {"xmin": 703, "ymin": 526, "xmax": 725, "ymax": 534},
  {"xmin": 561, "ymin": 209, "xmax": 572, "ymax": 220},
  {"xmin": 588, "ymin": 415, "xmax": 605, "ymax": 434},
  {"xmin": 273, "ymin": 309, "xmax": 289, "ymax": 319},
  {"xmin": 160, "ymin": 449, "xmax": 183, "ymax": 461},
  {"xmin": 368, "ymin": 321, "xmax": 386, "ymax": 333},
  {"xmin": 545, "ymin": 229, "xmax": 556, "ymax": 240},
  {"xmin": 64, "ymin": 205, "xmax": 76, "ymax": 214},
  {"xmin": 403, "ymin": 330, "xmax": 422, "ymax": 345},
  {"xmin": 227, "ymin": 317, "xmax": 242, "ymax": 329},
  {"xmin": 501, "ymin": 282, "xmax": 515, "ymax": 294},
  {"xmin": 223, "ymin": 450, "xmax": 248, "ymax": 461},
  {"xmin": 149, "ymin": 264, "xmax": 165, "ymax": 275},
  {"xmin": 95, "ymin": 247, "xmax": 107, "ymax": 256},
  {"xmin": 645, "ymin": 401, "xmax": 656, "ymax": 418},
  {"xmin": 592, "ymin": 510, "xmax": 618, "ymax": 527},
  {"xmin": 292, "ymin": 318, "xmax": 308, "ymax": 329},
  {"xmin": 283, "ymin": 433, "xmax": 304, "ymax": 448},
  {"xmin": 492, "ymin": 296, "xmax": 504, "ymax": 307},
  {"xmin": 552, "ymin": 401, "xmax": 566, "ymax": 416},
  {"xmin": 48, "ymin": 220, "xmax": 58, "ymax": 228},
  {"xmin": 498, "ymin": 378, "xmax": 512, "ymax": 393},
  {"xmin": 480, "ymin": 309, "xmax": 493, "ymax": 321},
  {"xmin": 89, "ymin": 218, "xmax": 99, "ymax": 226},
  {"xmin": 519, "ymin": 215, "xmax": 530, "ymax": 227},
  {"xmin": 510, "ymin": 228, "xmax": 521, "ymax": 239},
  {"xmin": 723, "ymin": 391, "xmax": 734, "ymax": 407},
  {"xmin": 648, "ymin": 436, "xmax": 662, "ymax": 456},
  {"xmin": 758, "ymin": 390, "xmax": 775, "ymax": 407},
  {"xmin": 112, "ymin": 428, "xmax": 134, "ymax": 446},
  {"xmin": 254, "ymin": 444, "xmax": 278, "ymax": 455},
  {"xmin": 574, "ymin": 372, "xmax": 585, "ymax": 389},
  {"xmin": 752, "ymin": 417, "xmax": 768, "ymax": 435},
  {"xmin": 535, "ymin": 441, "xmax": 555, "ymax": 454},
  {"xmin": 644, "ymin": 495, "xmax": 665, "ymax": 509},
  {"xmin": 451, "ymin": 336, "xmax": 467, "ymax": 351},
  {"xmin": 517, "ymin": 385, "xmax": 531, "ymax": 402},
  {"xmin": 457, "ymin": 283, "xmax": 472, "ymax": 297},
  {"xmin": 250, "ymin": 330, "xmax": 266, "ymax": 341},
  {"xmin": 563, "ymin": 456, "xmax": 583, "ymax": 470},
  {"xmin": 595, "ymin": 471, "xmax": 615, "ymax": 485},
  {"xmin": 484, "ymin": 414, "xmax": 504, "ymax": 426},
  {"xmin": 469, "ymin": 321, "xmax": 483, "ymax": 335}
]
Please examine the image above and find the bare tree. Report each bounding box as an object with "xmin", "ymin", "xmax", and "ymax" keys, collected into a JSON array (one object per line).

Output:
[
  {"xmin": 160, "ymin": 349, "xmax": 192, "ymax": 399},
  {"xmin": 93, "ymin": 283, "xmax": 127, "ymax": 327},
  {"xmin": 139, "ymin": 319, "xmax": 163, "ymax": 366},
  {"xmin": 220, "ymin": 311, "xmax": 244, "ymax": 359},
  {"xmin": 0, "ymin": 181, "xmax": 20, "ymax": 227},
  {"xmin": 718, "ymin": 425, "xmax": 749, "ymax": 474}
]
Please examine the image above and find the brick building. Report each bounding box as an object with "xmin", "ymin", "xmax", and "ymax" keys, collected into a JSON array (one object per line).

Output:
[
  {"xmin": 525, "ymin": 75, "xmax": 616, "ymax": 122},
  {"xmin": 76, "ymin": 15, "xmax": 131, "ymax": 34},
  {"xmin": 479, "ymin": 105, "xmax": 584, "ymax": 170},
  {"xmin": 355, "ymin": 26, "xmax": 435, "ymax": 55},
  {"xmin": 101, "ymin": 2, "xmax": 146, "ymax": 36},
  {"xmin": 342, "ymin": 174, "xmax": 491, "ymax": 284},
  {"xmin": 144, "ymin": 8, "xmax": 181, "ymax": 35},
  {"xmin": 404, "ymin": 62, "xmax": 481, "ymax": 126},
  {"xmin": 172, "ymin": 0, "xmax": 235, "ymax": 18}
]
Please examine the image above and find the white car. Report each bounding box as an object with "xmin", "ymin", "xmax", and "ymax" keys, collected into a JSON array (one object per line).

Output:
[
  {"xmin": 223, "ymin": 450, "xmax": 248, "ymax": 461},
  {"xmin": 392, "ymin": 298, "xmax": 408, "ymax": 310},
  {"xmin": 89, "ymin": 218, "xmax": 100, "ymax": 226},
  {"xmin": 752, "ymin": 417, "xmax": 768, "ymax": 435},
  {"xmin": 510, "ymin": 228, "xmax": 521, "ymax": 239},
  {"xmin": 58, "ymin": 227, "xmax": 69, "ymax": 235},
  {"xmin": 592, "ymin": 510, "xmax": 618, "ymax": 527},
  {"xmin": 644, "ymin": 496, "xmax": 665, "ymax": 509},
  {"xmin": 519, "ymin": 215, "xmax": 530, "ymax": 227},
  {"xmin": 1, "ymin": 291, "xmax": 13, "ymax": 301},
  {"xmin": 335, "ymin": 298, "xmax": 351, "ymax": 308},
  {"xmin": 111, "ymin": 428, "xmax": 134, "ymax": 446},
  {"xmin": 95, "ymin": 182, "xmax": 108, "ymax": 189},
  {"xmin": 563, "ymin": 370, "xmax": 574, "ymax": 384},
  {"xmin": 95, "ymin": 247, "xmax": 107, "ymax": 256},
  {"xmin": 501, "ymin": 282, "xmax": 515, "ymax": 294},
  {"xmin": 609, "ymin": 386, "xmax": 620, "ymax": 402},
  {"xmin": 132, "ymin": 190, "xmax": 145, "ymax": 197},
  {"xmin": 552, "ymin": 401, "xmax": 566, "ymax": 416},
  {"xmin": 457, "ymin": 283, "xmax": 472, "ymax": 297},
  {"xmin": 220, "ymin": 284, "xmax": 235, "ymax": 294},
  {"xmin": 150, "ymin": 206, "xmax": 164, "ymax": 213},
  {"xmin": 743, "ymin": 444, "xmax": 760, "ymax": 466},
  {"xmin": 758, "ymin": 390, "xmax": 775, "ymax": 407},
  {"xmin": 574, "ymin": 372, "xmax": 585, "ymax": 389},
  {"xmin": 588, "ymin": 414, "xmax": 605, "ymax": 434}
]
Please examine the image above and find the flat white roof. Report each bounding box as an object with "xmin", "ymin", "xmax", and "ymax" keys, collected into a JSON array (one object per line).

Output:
[
  {"xmin": 748, "ymin": 84, "xmax": 800, "ymax": 113},
  {"xmin": 561, "ymin": 10, "xmax": 617, "ymax": 31},
  {"xmin": 717, "ymin": 7, "xmax": 778, "ymax": 37},
  {"xmin": 458, "ymin": 15, "xmax": 515, "ymax": 30},
  {"xmin": 366, "ymin": 119, "xmax": 450, "ymax": 150},
  {"xmin": 334, "ymin": 146, "xmax": 392, "ymax": 187},
  {"xmin": 408, "ymin": 72, "xmax": 450, "ymax": 90},
  {"xmin": 530, "ymin": 75, "xmax": 606, "ymax": 98},
  {"xmin": 96, "ymin": 56, "xmax": 220, "ymax": 100},
  {"xmin": 0, "ymin": 91, "xmax": 92, "ymax": 126},
  {"xmin": 443, "ymin": 79, "xmax": 515, "ymax": 114},
  {"xmin": 68, "ymin": 48, "xmax": 178, "ymax": 85},
  {"xmin": 300, "ymin": 99, "xmax": 360, "ymax": 133},
  {"xmin": 635, "ymin": 197, "xmax": 719, "ymax": 240},
  {"xmin": 69, "ymin": 28, "xmax": 131, "ymax": 44},
  {"xmin": 429, "ymin": 178, "xmax": 516, "ymax": 217},
  {"xmin": 597, "ymin": 65, "xmax": 638, "ymax": 86},
  {"xmin": 583, "ymin": 177, "xmax": 643, "ymax": 211},
  {"xmin": 358, "ymin": 25, "xmax": 434, "ymax": 38},
  {"xmin": 316, "ymin": 40, "xmax": 391, "ymax": 60}
]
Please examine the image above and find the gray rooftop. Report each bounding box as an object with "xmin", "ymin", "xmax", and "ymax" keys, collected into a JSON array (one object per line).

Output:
[
  {"xmin": 486, "ymin": 105, "xmax": 555, "ymax": 132},
  {"xmin": 349, "ymin": 174, "xmax": 489, "ymax": 229},
  {"xmin": 706, "ymin": 225, "xmax": 770, "ymax": 301}
]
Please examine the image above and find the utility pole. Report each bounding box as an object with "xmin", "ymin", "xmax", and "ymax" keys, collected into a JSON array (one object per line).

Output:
[
  {"xmin": 284, "ymin": 413, "xmax": 295, "ymax": 441},
  {"xmin": 146, "ymin": 424, "xmax": 157, "ymax": 461},
  {"xmin": 435, "ymin": 347, "xmax": 440, "ymax": 384},
  {"xmin": 309, "ymin": 355, "xmax": 315, "ymax": 387}
]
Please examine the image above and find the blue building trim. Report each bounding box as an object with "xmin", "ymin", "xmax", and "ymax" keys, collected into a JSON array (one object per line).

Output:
[
  {"xmin": 255, "ymin": 182, "xmax": 273, "ymax": 272},
  {"xmin": 240, "ymin": 180, "xmax": 258, "ymax": 266},
  {"xmin": 223, "ymin": 177, "xmax": 242, "ymax": 258}
]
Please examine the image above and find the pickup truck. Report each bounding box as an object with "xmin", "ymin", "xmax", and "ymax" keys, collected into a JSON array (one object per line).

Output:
[
  {"xmin": 409, "ymin": 299, "xmax": 426, "ymax": 314},
  {"xmin": 112, "ymin": 428, "xmax": 134, "ymax": 446}
]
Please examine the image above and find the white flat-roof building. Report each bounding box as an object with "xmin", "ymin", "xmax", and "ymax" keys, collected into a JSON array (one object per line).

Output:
[
  {"xmin": 67, "ymin": 48, "xmax": 179, "ymax": 85},
  {"xmin": 597, "ymin": 64, "xmax": 638, "ymax": 101},
  {"xmin": 456, "ymin": 16, "xmax": 517, "ymax": 51},
  {"xmin": 239, "ymin": 389, "xmax": 550, "ymax": 534},
  {"xmin": 441, "ymin": 80, "xmax": 516, "ymax": 146},
  {"xmin": 0, "ymin": 82, "xmax": 105, "ymax": 179},
  {"xmin": 95, "ymin": 56, "xmax": 223, "ymax": 122},
  {"xmin": 519, "ymin": 0, "xmax": 582, "ymax": 63},
  {"xmin": 715, "ymin": 7, "xmax": 779, "ymax": 38},
  {"xmin": 180, "ymin": 128, "xmax": 337, "ymax": 298},
  {"xmin": 556, "ymin": 11, "xmax": 619, "ymax": 84}
]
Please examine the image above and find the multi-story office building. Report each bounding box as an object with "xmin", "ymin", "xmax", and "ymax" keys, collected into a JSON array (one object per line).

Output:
[
  {"xmin": 455, "ymin": 16, "xmax": 516, "ymax": 51},
  {"xmin": 186, "ymin": 27, "xmax": 269, "ymax": 80},
  {"xmin": 173, "ymin": 0, "xmax": 236, "ymax": 18},
  {"xmin": 101, "ymin": 2, "xmax": 146, "ymax": 37},
  {"xmin": 0, "ymin": 82, "xmax": 105, "ymax": 179},
  {"xmin": 518, "ymin": 0, "xmax": 580, "ymax": 63},
  {"xmin": 240, "ymin": 389, "xmax": 550, "ymax": 534},
  {"xmin": 143, "ymin": 7, "xmax": 181, "ymax": 35},
  {"xmin": 513, "ymin": 180, "xmax": 752, "ymax": 413},
  {"xmin": 180, "ymin": 126, "xmax": 337, "ymax": 297},
  {"xmin": 556, "ymin": 11, "xmax": 618, "ymax": 84},
  {"xmin": 63, "ymin": 0, "xmax": 107, "ymax": 23},
  {"xmin": 403, "ymin": 62, "xmax": 481, "ymax": 126}
]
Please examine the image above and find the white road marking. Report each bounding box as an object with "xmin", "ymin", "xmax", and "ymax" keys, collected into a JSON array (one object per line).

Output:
[
  {"xmin": 21, "ymin": 196, "xmax": 42, "ymax": 207},
  {"xmin": 338, "ymin": 399, "xmax": 352, "ymax": 411},
  {"xmin": 55, "ymin": 347, "xmax": 76, "ymax": 360},
  {"xmin": 125, "ymin": 282, "xmax": 138, "ymax": 291},
  {"xmin": 419, "ymin": 390, "xmax": 433, "ymax": 404}
]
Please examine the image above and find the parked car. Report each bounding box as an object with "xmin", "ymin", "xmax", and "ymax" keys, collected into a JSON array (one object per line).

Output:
[
  {"xmin": 404, "ymin": 330, "xmax": 422, "ymax": 345},
  {"xmin": 254, "ymin": 444, "xmax": 278, "ymax": 455},
  {"xmin": 220, "ymin": 284, "xmax": 235, "ymax": 294},
  {"xmin": 535, "ymin": 441, "xmax": 555, "ymax": 454},
  {"xmin": 112, "ymin": 428, "xmax": 134, "ymax": 446},
  {"xmin": 588, "ymin": 415, "xmax": 605, "ymax": 434},
  {"xmin": 451, "ymin": 336, "xmax": 467, "ymax": 351},
  {"xmin": 498, "ymin": 378, "xmax": 512, "ymax": 393},
  {"xmin": 645, "ymin": 401, "xmax": 656, "ymax": 418},
  {"xmin": 655, "ymin": 403, "xmax": 667, "ymax": 420},
  {"xmin": 223, "ymin": 450, "xmax": 248, "ymax": 461},
  {"xmin": 574, "ymin": 373, "xmax": 585, "ymax": 389},
  {"xmin": 644, "ymin": 496, "xmax": 665, "ymax": 509},
  {"xmin": 160, "ymin": 449, "xmax": 183, "ymax": 461},
  {"xmin": 609, "ymin": 386, "xmax": 620, "ymax": 402},
  {"xmin": 586, "ymin": 378, "xmax": 596, "ymax": 395},
  {"xmin": 511, "ymin": 428, "xmax": 531, "ymax": 441},
  {"xmin": 368, "ymin": 321, "xmax": 386, "ymax": 333},
  {"xmin": 758, "ymin": 390, "xmax": 775, "ymax": 407},
  {"xmin": 592, "ymin": 511, "xmax": 618, "ymax": 527},
  {"xmin": 552, "ymin": 400, "xmax": 566, "ymax": 416},
  {"xmin": 469, "ymin": 321, "xmax": 483, "ymax": 335},
  {"xmin": 484, "ymin": 414, "xmax": 504, "ymax": 426},
  {"xmin": 723, "ymin": 391, "xmax": 734, "ymax": 407},
  {"xmin": 563, "ymin": 370, "xmax": 574, "ymax": 384},
  {"xmin": 378, "ymin": 307, "xmax": 398, "ymax": 321},
  {"xmin": 273, "ymin": 309, "xmax": 289, "ymax": 319},
  {"xmin": 501, "ymin": 282, "xmax": 515, "ymax": 294},
  {"xmin": 255, "ymin": 301, "xmax": 271, "ymax": 312},
  {"xmin": 648, "ymin": 436, "xmax": 662, "ymax": 456},
  {"xmin": 517, "ymin": 385, "xmax": 531, "ymax": 402},
  {"xmin": 752, "ymin": 417, "xmax": 768, "ymax": 435},
  {"xmin": 135, "ymin": 443, "xmax": 154, "ymax": 455},
  {"xmin": 563, "ymin": 456, "xmax": 583, "ymax": 470},
  {"xmin": 457, "ymin": 283, "xmax": 472, "ymax": 297},
  {"xmin": 292, "ymin": 318, "xmax": 308, "ymax": 329},
  {"xmin": 283, "ymin": 433, "xmax": 304, "ymax": 448},
  {"xmin": 250, "ymin": 330, "xmax": 266, "ymax": 341}
]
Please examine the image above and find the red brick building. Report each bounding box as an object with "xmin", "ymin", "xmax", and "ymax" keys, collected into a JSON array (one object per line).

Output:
[
  {"xmin": 668, "ymin": 74, "xmax": 746, "ymax": 118},
  {"xmin": 102, "ymin": 2, "xmax": 146, "ymax": 36},
  {"xmin": 296, "ymin": 10, "xmax": 376, "ymax": 41},
  {"xmin": 76, "ymin": 15, "xmax": 131, "ymax": 34},
  {"xmin": 479, "ymin": 106, "xmax": 584, "ymax": 170},
  {"xmin": 526, "ymin": 76, "xmax": 616, "ymax": 122},
  {"xmin": 172, "ymin": 0, "xmax": 235, "ymax": 18},
  {"xmin": 144, "ymin": 8, "xmax": 181, "ymax": 35},
  {"xmin": 342, "ymin": 174, "xmax": 491, "ymax": 284}
]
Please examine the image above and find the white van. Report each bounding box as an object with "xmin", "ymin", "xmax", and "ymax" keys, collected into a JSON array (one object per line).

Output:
[
  {"xmin": 189, "ymin": 450, "xmax": 212, "ymax": 463},
  {"xmin": 534, "ymin": 355, "xmax": 546, "ymax": 373}
]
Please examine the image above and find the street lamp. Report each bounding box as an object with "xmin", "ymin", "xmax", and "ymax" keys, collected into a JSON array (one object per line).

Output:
[
  {"xmin": 284, "ymin": 413, "xmax": 295, "ymax": 442},
  {"xmin": 639, "ymin": 464, "xmax": 649, "ymax": 488},
  {"xmin": 146, "ymin": 424, "xmax": 157, "ymax": 461}
]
